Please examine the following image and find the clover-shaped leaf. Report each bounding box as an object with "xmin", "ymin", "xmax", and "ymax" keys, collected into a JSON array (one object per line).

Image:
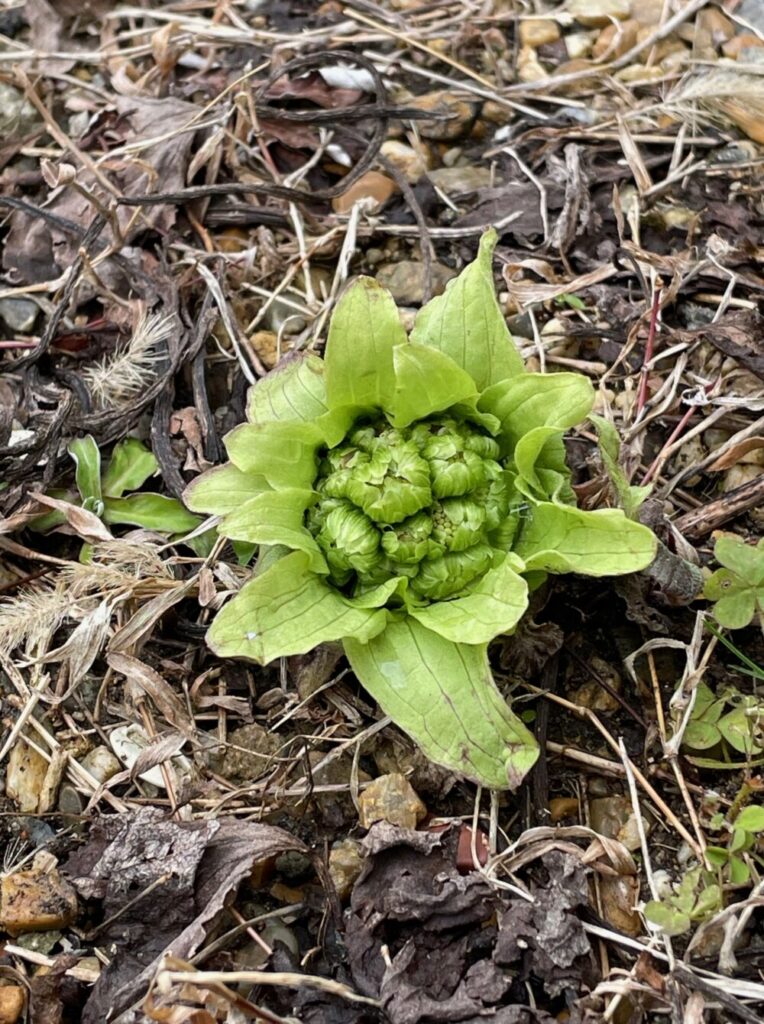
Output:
[{"xmin": 704, "ymin": 535, "xmax": 764, "ymax": 630}]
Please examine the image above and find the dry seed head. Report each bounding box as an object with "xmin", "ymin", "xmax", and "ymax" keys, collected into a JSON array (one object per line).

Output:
[{"xmin": 83, "ymin": 312, "xmax": 175, "ymax": 408}]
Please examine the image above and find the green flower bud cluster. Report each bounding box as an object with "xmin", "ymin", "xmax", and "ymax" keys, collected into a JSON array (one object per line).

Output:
[{"xmin": 307, "ymin": 416, "xmax": 513, "ymax": 601}]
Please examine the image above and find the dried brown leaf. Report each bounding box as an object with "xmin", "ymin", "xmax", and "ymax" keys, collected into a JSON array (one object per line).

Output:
[
  {"xmin": 708, "ymin": 437, "xmax": 764, "ymax": 472},
  {"xmin": 107, "ymin": 652, "xmax": 195, "ymax": 738},
  {"xmin": 63, "ymin": 810, "xmax": 308, "ymax": 1024},
  {"xmin": 29, "ymin": 492, "xmax": 113, "ymax": 544}
]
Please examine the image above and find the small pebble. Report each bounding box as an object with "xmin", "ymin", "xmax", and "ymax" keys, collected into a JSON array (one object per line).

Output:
[
  {"xmin": 0, "ymin": 868, "xmax": 77, "ymax": 937},
  {"xmin": 565, "ymin": 30, "xmax": 596, "ymax": 59},
  {"xmin": 332, "ymin": 171, "xmax": 396, "ymax": 214},
  {"xmin": 408, "ymin": 91, "xmax": 475, "ymax": 141},
  {"xmin": 600, "ymin": 875, "xmax": 641, "ymax": 935},
  {"xmin": 722, "ymin": 33, "xmax": 764, "ymax": 59},
  {"xmin": 380, "ymin": 140, "xmax": 429, "ymax": 183},
  {"xmin": 6, "ymin": 738, "xmax": 48, "ymax": 814},
  {"xmin": 220, "ymin": 723, "xmax": 280, "ymax": 782},
  {"xmin": 375, "ymin": 260, "xmax": 456, "ymax": 306},
  {"xmin": 358, "ymin": 772, "xmax": 427, "ymax": 830},
  {"xmin": 329, "ymin": 838, "xmax": 364, "ymax": 900},
  {"xmin": 519, "ymin": 18, "xmax": 560, "ymax": 48},
  {"xmin": 80, "ymin": 745, "xmax": 121, "ymax": 785},
  {"xmin": 0, "ymin": 986, "xmax": 25, "ymax": 1024},
  {"xmin": 567, "ymin": 0, "xmax": 630, "ymax": 28},
  {"xmin": 0, "ymin": 298, "xmax": 39, "ymax": 334},
  {"xmin": 549, "ymin": 796, "xmax": 579, "ymax": 822},
  {"xmin": 57, "ymin": 784, "xmax": 84, "ymax": 816},
  {"xmin": 0, "ymin": 83, "xmax": 38, "ymax": 136},
  {"xmin": 592, "ymin": 19, "xmax": 639, "ymax": 60},
  {"xmin": 428, "ymin": 165, "xmax": 493, "ymax": 194}
]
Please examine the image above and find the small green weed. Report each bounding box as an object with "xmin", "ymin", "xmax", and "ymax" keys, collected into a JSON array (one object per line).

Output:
[
  {"xmin": 32, "ymin": 435, "xmax": 201, "ymax": 537},
  {"xmin": 644, "ymin": 866, "xmax": 722, "ymax": 937},
  {"xmin": 704, "ymin": 534, "xmax": 764, "ymax": 631}
]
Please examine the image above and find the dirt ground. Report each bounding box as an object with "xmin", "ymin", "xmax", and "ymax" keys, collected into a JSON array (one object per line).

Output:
[{"xmin": 1, "ymin": 1, "xmax": 764, "ymax": 1022}]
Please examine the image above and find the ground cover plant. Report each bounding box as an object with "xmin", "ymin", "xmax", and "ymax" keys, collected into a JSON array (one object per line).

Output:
[{"xmin": 186, "ymin": 232, "xmax": 656, "ymax": 788}]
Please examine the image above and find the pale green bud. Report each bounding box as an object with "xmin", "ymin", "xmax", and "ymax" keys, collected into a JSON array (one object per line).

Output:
[
  {"xmin": 346, "ymin": 440, "xmax": 431, "ymax": 524},
  {"xmin": 425, "ymin": 437, "xmax": 487, "ymax": 499},
  {"xmin": 315, "ymin": 499, "xmax": 382, "ymax": 580},
  {"xmin": 472, "ymin": 462, "xmax": 511, "ymax": 531},
  {"xmin": 411, "ymin": 543, "xmax": 494, "ymax": 600},
  {"xmin": 431, "ymin": 498, "xmax": 486, "ymax": 552},
  {"xmin": 464, "ymin": 434, "xmax": 500, "ymax": 460},
  {"xmin": 381, "ymin": 511, "xmax": 440, "ymax": 564}
]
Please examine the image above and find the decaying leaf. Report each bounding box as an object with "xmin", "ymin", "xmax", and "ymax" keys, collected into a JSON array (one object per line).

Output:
[
  {"xmin": 63, "ymin": 809, "xmax": 309, "ymax": 1023},
  {"xmin": 346, "ymin": 825, "xmax": 594, "ymax": 1024}
]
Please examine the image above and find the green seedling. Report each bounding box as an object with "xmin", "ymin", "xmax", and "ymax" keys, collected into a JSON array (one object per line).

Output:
[
  {"xmin": 705, "ymin": 802, "xmax": 764, "ymax": 886},
  {"xmin": 185, "ymin": 229, "xmax": 657, "ymax": 789},
  {"xmin": 704, "ymin": 534, "xmax": 764, "ymax": 631},
  {"xmin": 32, "ymin": 436, "xmax": 201, "ymax": 537},
  {"xmin": 644, "ymin": 866, "xmax": 722, "ymax": 937},
  {"xmin": 554, "ymin": 293, "xmax": 588, "ymax": 311},
  {"xmin": 683, "ymin": 681, "xmax": 764, "ymax": 769}
]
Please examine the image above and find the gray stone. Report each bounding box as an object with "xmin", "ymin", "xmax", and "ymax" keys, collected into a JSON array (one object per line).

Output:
[
  {"xmin": 0, "ymin": 83, "xmax": 39, "ymax": 136},
  {"xmin": 428, "ymin": 165, "xmax": 494, "ymax": 193},
  {"xmin": 0, "ymin": 298, "xmax": 39, "ymax": 334}
]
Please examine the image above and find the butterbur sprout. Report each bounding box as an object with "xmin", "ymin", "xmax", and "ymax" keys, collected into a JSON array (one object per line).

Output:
[{"xmin": 185, "ymin": 230, "xmax": 657, "ymax": 789}]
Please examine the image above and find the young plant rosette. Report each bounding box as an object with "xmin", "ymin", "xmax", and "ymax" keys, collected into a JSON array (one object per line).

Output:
[{"xmin": 185, "ymin": 231, "xmax": 656, "ymax": 789}]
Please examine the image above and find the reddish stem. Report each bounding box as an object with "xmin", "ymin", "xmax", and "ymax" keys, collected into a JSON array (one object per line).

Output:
[
  {"xmin": 636, "ymin": 285, "xmax": 662, "ymax": 415},
  {"xmin": 641, "ymin": 378, "xmax": 719, "ymax": 485}
]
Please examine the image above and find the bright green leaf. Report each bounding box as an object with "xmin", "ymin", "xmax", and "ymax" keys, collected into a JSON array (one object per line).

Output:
[
  {"xmin": 729, "ymin": 856, "xmax": 750, "ymax": 885},
  {"xmin": 410, "ymin": 228, "xmax": 524, "ymax": 390},
  {"xmin": 207, "ymin": 550, "xmax": 387, "ymax": 662},
  {"xmin": 589, "ymin": 413, "xmax": 651, "ymax": 520},
  {"xmin": 692, "ymin": 882, "xmax": 722, "ymax": 918},
  {"xmin": 102, "ymin": 438, "xmax": 158, "ymax": 498},
  {"xmin": 644, "ymin": 900, "xmax": 691, "ymax": 937},
  {"xmin": 102, "ymin": 494, "xmax": 200, "ymax": 533},
  {"xmin": 512, "ymin": 426, "xmax": 564, "ymax": 502},
  {"xmin": 68, "ymin": 436, "xmax": 102, "ymax": 505},
  {"xmin": 408, "ymin": 555, "xmax": 529, "ymax": 643},
  {"xmin": 730, "ymin": 826, "xmax": 752, "ymax": 853},
  {"xmin": 683, "ymin": 720, "xmax": 720, "ymax": 750},
  {"xmin": 691, "ymin": 683, "xmax": 726, "ymax": 724},
  {"xmin": 348, "ymin": 577, "xmax": 407, "ymax": 608},
  {"xmin": 480, "ymin": 372, "xmax": 594, "ymax": 456},
  {"xmin": 183, "ymin": 463, "xmax": 270, "ymax": 515},
  {"xmin": 705, "ymin": 845, "xmax": 728, "ymax": 867},
  {"xmin": 512, "ymin": 430, "xmax": 576, "ymax": 505},
  {"xmin": 232, "ymin": 540, "xmax": 257, "ymax": 565},
  {"xmin": 704, "ymin": 536, "xmax": 764, "ymax": 630},
  {"xmin": 514, "ymin": 504, "xmax": 657, "ymax": 576},
  {"xmin": 184, "ymin": 527, "xmax": 218, "ymax": 558},
  {"xmin": 388, "ymin": 343, "xmax": 478, "ymax": 428},
  {"xmin": 734, "ymin": 804, "xmax": 764, "ymax": 833},
  {"xmin": 343, "ymin": 616, "xmax": 538, "ymax": 789},
  {"xmin": 715, "ymin": 535, "xmax": 764, "ymax": 585},
  {"xmin": 705, "ymin": 572, "xmax": 759, "ymax": 630},
  {"xmin": 717, "ymin": 706, "xmax": 757, "ymax": 755},
  {"xmin": 219, "ymin": 489, "xmax": 326, "ymax": 573},
  {"xmin": 225, "ymin": 421, "xmax": 323, "ymax": 489},
  {"xmin": 247, "ymin": 351, "xmax": 329, "ymax": 426},
  {"xmin": 324, "ymin": 277, "xmax": 406, "ymax": 411},
  {"xmin": 28, "ymin": 489, "xmax": 73, "ymax": 533}
]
